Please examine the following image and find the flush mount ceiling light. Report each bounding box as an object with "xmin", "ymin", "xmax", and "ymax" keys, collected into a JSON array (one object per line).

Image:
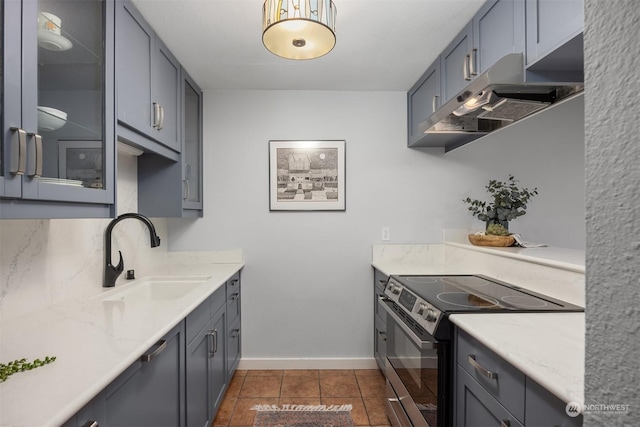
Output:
[{"xmin": 263, "ymin": 0, "xmax": 337, "ymax": 60}]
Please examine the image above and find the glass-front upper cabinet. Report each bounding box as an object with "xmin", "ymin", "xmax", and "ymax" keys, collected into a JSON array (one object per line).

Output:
[
  {"xmin": 1, "ymin": 0, "xmax": 114, "ymax": 218},
  {"xmin": 182, "ymin": 71, "xmax": 202, "ymax": 213}
]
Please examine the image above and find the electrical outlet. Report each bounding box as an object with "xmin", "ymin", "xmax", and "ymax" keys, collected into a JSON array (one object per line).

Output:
[{"xmin": 381, "ymin": 227, "xmax": 391, "ymax": 241}]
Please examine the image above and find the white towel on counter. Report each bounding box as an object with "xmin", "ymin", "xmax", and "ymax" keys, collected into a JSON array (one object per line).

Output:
[{"xmin": 510, "ymin": 233, "xmax": 547, "ymax": 248}]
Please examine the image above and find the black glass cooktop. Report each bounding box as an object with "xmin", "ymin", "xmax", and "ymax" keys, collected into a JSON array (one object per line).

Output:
[{"xmin": 392, "ymin": 275, "xmax": 584, "ymax": 313}]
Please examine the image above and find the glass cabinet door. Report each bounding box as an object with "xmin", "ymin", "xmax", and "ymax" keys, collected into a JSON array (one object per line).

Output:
[
  {"xmin": 21, "ymin": 0, "xmax": 113, "ymax": 204},
  {"xmin": 25, "ymin": 0, "xmax": 104, "ymax": 194},
  {"xmin": 182, "ymin": 73, "xmax": 202, "ymax": 210}
]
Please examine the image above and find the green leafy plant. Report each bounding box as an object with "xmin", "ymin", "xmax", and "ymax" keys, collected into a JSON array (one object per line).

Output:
[
  {"xmin": 463, "ymin": 175, "xmax": 538, "ymax": 234},
  {"xmin": 0, "ymin": 356, "xmax": 57, "ymax": 382}
]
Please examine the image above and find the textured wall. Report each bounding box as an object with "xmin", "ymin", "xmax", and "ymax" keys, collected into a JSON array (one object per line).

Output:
[{"xmin": 584, "ymin": 0, "xmax": 640, "ymax": 424}]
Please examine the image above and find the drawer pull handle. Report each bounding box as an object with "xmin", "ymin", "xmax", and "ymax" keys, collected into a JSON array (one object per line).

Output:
[
  {"xmin": 230, "ymin": 293, "xmax": 239, "ymax": 301},
  {"xmin": 500, "ymin": 421, "xmax": 510, "ymax": 427},
  {"xmin": 468, "ymin": 354, "xmax": 497, "ymax": 380},
  {"xmin": 141, "ymin": 339, "xmax": 167, "ymax": 362},
  {"xmin": 231, "ymin": 279, "xmax": 239, "ymax": 287},
  {"xmin": 82, "ymin": 421, "xmax": 99, "ymax": 427}
]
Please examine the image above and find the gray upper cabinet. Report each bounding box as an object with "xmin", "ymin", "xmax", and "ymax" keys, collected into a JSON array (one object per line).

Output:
[
  {"xmin": 407, "ymin": 59, "xmax": 441, "ymax": 146},
  {"xmin": 137, "ymin": 68, "xmax": 203, "ymax": 218},
  {"xmin": 441, "ymin": 0, "xmax": 525, "ymax": 102},
  {"xmin": 473, "ymin": 0, "xmax": 525, "ymax": 75},
  {"xmin": 525, "ymin": 0, "xmax": 583, "ymax": 68},
  {"xmin": 181, "ymin": 70, "xmax": 203, "ymax": 213},
  {"xmin": 441, "ymin": 23, "xmax": 473, "ymax": 103},
  {"xmin": 1, "ymin": 0, "xmax": 115, "ymax": 219},
  {"xmin": 115, "ymin": 0, "xmax": 180, "ymax": 155}
]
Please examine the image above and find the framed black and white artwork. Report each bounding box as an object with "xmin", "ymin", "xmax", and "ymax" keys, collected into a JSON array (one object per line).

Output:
[{"xmin": 269, "ymin": 140, "xmax": 346, "ymax": 211}]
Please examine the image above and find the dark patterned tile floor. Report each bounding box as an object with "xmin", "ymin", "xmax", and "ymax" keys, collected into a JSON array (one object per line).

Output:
[{"xmin": 212, "ymin": 369, "xmax": 391, "ymax": 427}]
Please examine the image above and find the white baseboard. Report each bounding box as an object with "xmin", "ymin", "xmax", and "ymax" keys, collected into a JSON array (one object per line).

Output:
[{"xmin": 237, "ymin": 358, "xmax": 379, "ymax": 370}]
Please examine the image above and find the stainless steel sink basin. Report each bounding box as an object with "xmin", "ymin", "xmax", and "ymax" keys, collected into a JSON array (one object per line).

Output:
[{"xmin": 100, "ymin": 276, "xmax": 211, "ymax": 303}]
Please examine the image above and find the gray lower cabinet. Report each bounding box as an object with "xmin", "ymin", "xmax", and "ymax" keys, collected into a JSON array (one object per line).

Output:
[
  {"xmin": 455, "ymin": 327, "xmax": 583, "ymax": 427},
  {"xmin": 226, "ymin": 273, "xmax": 242, "ymax": 374},
  {"xmin": 63, "ymin": 272, "xmax": 243, "ymax": 427},
  {"xmin": 104, "ymin": 321, "xmax": 186, "ymax": 427},
  {"xmin": 185, "ymin": 284, "xmax": 227, "ymax": 427},
  {"xmin": 373, "ymin": 268, "xmax": 388, "ymax": 372}
]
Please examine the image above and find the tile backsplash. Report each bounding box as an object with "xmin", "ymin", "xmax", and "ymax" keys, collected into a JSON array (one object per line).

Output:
[{"xmin": 0, "ymin": 147, "xmax": 168, "ymax": 321}]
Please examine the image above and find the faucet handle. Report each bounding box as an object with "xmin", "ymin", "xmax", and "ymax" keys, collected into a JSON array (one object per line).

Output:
[{"xmin": 113, "ymin": 250, "xmax": 124, "ymax": 272}]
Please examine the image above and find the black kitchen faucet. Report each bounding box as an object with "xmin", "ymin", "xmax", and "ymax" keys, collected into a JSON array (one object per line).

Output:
[{"xmin": 103, "ymin": 213, "xmax": 161, "ymax": 287}]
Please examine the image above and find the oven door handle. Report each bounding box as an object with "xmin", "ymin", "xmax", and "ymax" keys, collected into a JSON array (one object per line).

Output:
[{"xmin": 381, "ymin": 299, "xmax": 437, "ymax": 350}]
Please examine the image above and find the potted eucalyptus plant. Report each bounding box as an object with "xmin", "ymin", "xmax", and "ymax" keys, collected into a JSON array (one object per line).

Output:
[{"xmin": 463, "ymin": 175, "xmax": 538, "ymax": 240}]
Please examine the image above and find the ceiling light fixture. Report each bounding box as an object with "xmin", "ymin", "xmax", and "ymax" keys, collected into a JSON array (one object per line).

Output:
[{"xmin": 262, "ymin": 0, "xmax": 337, "ymax": 60}]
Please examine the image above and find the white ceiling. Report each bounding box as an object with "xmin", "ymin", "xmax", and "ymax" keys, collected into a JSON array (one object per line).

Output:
[{"xmin": 131, "ymin": 0, "xmax": 487, "ymax": 91}]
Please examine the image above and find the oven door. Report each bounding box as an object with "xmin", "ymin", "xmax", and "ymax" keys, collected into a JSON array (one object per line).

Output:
[{"xmin": 382, "ymin": 300, "xmax": 448, "ymax": 427}]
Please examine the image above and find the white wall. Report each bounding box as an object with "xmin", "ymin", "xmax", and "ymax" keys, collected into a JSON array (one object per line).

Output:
[
  {"xmin": 168, "ymin": 90, "xmax": 585, "ymax": 366},
  {"xmin": 584, "ymin": 0, "xmax": 640, "ymax": 424}
]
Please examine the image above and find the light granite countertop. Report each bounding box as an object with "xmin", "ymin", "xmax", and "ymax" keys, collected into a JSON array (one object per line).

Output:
[{"xmin": 0, "ymin": 256, "xmax": 244, "ymax": 427}]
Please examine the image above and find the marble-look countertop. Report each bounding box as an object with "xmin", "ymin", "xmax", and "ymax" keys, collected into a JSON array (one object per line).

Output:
[
  {"xmin": 450, "ymin": 313, "xmax": 585, "ymax": 406},
  {"xmin": 0, "ymin": 258, "xmax": 244, "ymax": 427},
  {"xmin": 371, "ymin": 243, "xmax": 585, "ymax": 407}
]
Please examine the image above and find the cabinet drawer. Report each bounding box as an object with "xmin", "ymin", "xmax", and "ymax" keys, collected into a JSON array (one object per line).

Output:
[
  {"xmin": 456, "ymin": 329, "xmax": 525, "ymax": 423},
  {"xmin": 210, "ymin": 285, "xmax": 226, "ymax": 318},
  {"xmin": 186, "ymin": 297, "xmax": 210, "ymax": 344},
  {"xmin": 227, "ymin": 318, "xmax": 241, "ymax": 375},
  {"xmin": 226, "ymin": 274, "xmax": 241, "ymax": 326},
  {"xmin": 374, "ymin": 269, "xmax": 389, "ymax": 292}
]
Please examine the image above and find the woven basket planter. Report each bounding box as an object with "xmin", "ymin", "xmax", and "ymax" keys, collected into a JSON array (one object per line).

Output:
[{"xmin": 468, "ymin": 234, "xmax": 515, "ymax": 247}]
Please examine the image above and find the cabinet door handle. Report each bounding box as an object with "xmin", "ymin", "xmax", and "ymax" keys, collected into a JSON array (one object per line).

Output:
[
  {"xmin": 463, "ymin": 54, "xmax": 471, "ymax": 81},
  {"xmin": 183, "ymin": 178, "xmax": 190, "ymax": 200},
  {"xmin": 432, "ymin": 95, "xmax": 439, "ymax": 113},
  {"xmin": 230, "ymin": 293, "xmax": 239, "ymax": 301},
  {"xmin": 27, "ymin": 133, "xmax": 43, "ymax": 178},
  {"xmin": 231, "ymin": 279, "xmax": 239, "ymax": 287},
  {"xmin": 468, "ymin": 355, "xmax": 497, "ymax": 380},
  {"xmin": 500, "ymin": 421, "xmax": 510, "ymax": 427},
  {"xmin": 469, "ymin": 48, "xmax": 478, "ymax": 76},
  {"xmin": 9, "ymin": 127, "xmax": 27, "ymax": 175},
  {"xmin": 377, "ymin": 330, "xmax": 387, "ymax": 342},
  {"xmin": 158, "ymin": 106, "xmax": 165, "ymax": 130},
  {"xmin": 81, "ymin": 421, "xmax": 99, "ymax": 427},
  {"xmin": 140, "ymin": 339, "xmax": 167, "ymax": 362},
  {"xmin": 208, "ymin": 329, "xmax": 218, "ymax": 357},
  {"xmin": 152, "ymin": 102, "xmax": 160, "ymax": 128},
  {"xmin": 232, "ymin": 328, "xmax": 240, "ymax": 339}
]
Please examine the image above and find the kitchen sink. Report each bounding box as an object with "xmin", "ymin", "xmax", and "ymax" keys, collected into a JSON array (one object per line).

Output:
[{"xmin": 100, "ymin": 276, "xmax": 211, "ymax": 303}]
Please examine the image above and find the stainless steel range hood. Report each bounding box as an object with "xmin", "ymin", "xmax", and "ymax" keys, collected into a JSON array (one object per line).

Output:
[{"xmin": 415, "ymin": 53, "xmax": 583, "ymax": 152}]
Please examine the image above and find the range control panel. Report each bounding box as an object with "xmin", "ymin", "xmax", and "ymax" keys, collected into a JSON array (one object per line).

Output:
[{"xmin": 384, "ymin": 278, "xmax": 442, "ymax": 336}]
